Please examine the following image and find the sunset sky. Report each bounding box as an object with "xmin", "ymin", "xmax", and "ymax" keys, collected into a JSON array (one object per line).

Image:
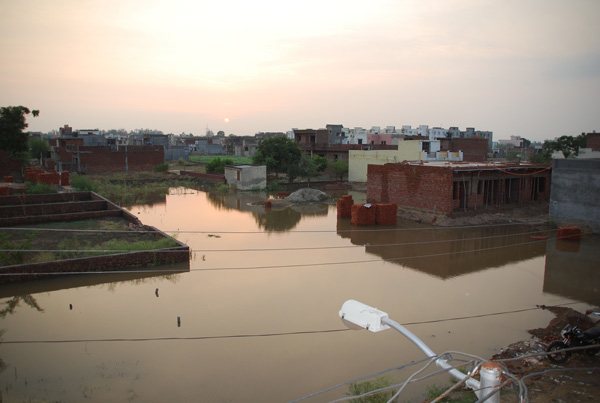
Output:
[{"xmin": 1, "ymin": 0, "xmax": 598, "ymax": 142}]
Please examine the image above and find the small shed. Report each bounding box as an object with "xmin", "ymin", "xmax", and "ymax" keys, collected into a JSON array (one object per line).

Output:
[{"xmin": 224, "ymin": 165, "xmax": 267, "ymax": 190}]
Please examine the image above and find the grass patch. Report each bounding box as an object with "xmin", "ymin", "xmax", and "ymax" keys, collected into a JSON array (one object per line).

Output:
[
  {"xmin": 26, "ymin": 182, "xmax": 57, "ymax": 194},
  {"xmin": 347, "ymin": 376, "xmax": 395, "ymax": 403},
  {"xmin": 424, "ymin": 383, "xmax": 477, "ymax": 402}
]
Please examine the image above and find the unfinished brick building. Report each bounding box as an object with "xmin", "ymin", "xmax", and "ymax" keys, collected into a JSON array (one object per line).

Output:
[
  {"xmin": 367, "ymin": 161, "xmax": 551, "ymax": 216},
  {"xmin": 48, "ymin": 141, "xmax": 164, "ymax": 173}
]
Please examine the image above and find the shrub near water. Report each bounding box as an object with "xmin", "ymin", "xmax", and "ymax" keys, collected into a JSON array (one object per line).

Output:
[{"xmin": 71, "ymin": 175, "xmax": 97, "ymax": 191}]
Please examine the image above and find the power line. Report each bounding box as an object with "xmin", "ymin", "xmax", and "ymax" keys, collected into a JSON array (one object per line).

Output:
[
  {"xmin": 3, "ymin": 301, "xmax": 597, "ymax": 346},
  {"xmin": 1, "ymin": 328, "xmax": 349, "ymax": 345},
  {"xmin": 0, "ymin": 221, "xmax": 541, "ymax": 234},
  {"xmin": 0, "ymin": 228, "xmax": 556, "ymax": 254},
  {"xmin": 0, "ymin": 235, "xmax": 558, "ymax": 276}
]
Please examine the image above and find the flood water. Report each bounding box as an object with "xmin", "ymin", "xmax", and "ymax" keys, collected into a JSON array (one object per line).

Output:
[{"xmin": 1, "ymin": 188, "xmax": 599, "ymax": 402}]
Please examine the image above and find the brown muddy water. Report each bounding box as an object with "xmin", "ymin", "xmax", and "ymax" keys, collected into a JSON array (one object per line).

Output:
[{"xmin": 0, "ymin": 188, "xmax": 598, "ymax": 402}]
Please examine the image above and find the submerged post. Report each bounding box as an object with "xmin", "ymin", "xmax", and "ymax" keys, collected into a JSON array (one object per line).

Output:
[{"xmin": 339, "ymin": 300, "xmax": 501, "ymax": 402}]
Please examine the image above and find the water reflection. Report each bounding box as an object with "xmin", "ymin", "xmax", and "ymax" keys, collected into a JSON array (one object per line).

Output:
[
  {"xmin": 336, "ymin": 218, "xmax": 548, "ymax": 279},
  {"xmin": 0, "ymin": 295, "xmax": 43, "ymax": 317},
  {"xmin": 2, "ymin": 188, "xmax": 598, "ymax": 403},
  {"xmin": 205, "ymin": 189, "xmax": 329, "ymax": 231},
  {"xmin": 544, "ymin": 236, "xmax": 600, "ymax": 302},
  {"xmin": 0, "ymin": 262, "xmax": 188, "ymax": 299}
]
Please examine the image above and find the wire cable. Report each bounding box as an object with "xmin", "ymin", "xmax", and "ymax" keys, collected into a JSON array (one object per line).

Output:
[
  {"xmin": 0, "ymin": 220, "xmax": 544, "ymax": 234},
  {"xmin": 0, "ymin": 233, "xmax": 558, "ymax": 276},
  {"xmin": 0, "ymin": 328, "xmax": 350, "ymax": 345},
  {"xmin": 0, "ymin": 228, "xmax": 556, "ymax": 254}
]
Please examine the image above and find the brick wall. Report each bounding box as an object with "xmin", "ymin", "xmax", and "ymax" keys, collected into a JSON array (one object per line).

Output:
[
  {"xmin": 367, "ymin": 163, "xmax": 454, "ymax": 214},
  {"xmin": 52, "ymin": 146, "xmax": 164, "ymax": 173},
  {"xmin": 0, "ymin": 150, "xmax": 23, "ymax": 181},
  {"xmin": 587, "ymin": 133, "xmax": 600, "ymax": 151},
  {"xmin": 0, "ymin": 247, "xmax": 190, "ymax": 283},
  {"xmin": 451, "ymin": 138, "xmax": 488, "ymax": 161}
]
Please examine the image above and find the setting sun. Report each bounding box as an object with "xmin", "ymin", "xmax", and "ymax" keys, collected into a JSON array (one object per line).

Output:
[{"xmin": 224, "ymin": 118, "xmax": 230, "ymax": 123}]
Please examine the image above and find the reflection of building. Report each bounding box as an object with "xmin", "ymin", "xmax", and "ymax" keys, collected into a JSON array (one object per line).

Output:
[
  {"xmin": 336, "ymin": 219, "xmax": 546, "ymax": 278},
  {"xmin": 368, "ymin": 161, "xmax": 551, "ymax": 216},
  {"xmin": 543, "ymin": 236, "xmax": 600, "ymax": 303},
  {"xmin": 205, "ymin": 190, "xmax": 329, "ymax": 232}
]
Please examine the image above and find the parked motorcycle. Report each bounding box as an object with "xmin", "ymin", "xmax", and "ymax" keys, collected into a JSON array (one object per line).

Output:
[{"xmin": 546, "ymin": 324, "xmax": 600, "ymax": 364}]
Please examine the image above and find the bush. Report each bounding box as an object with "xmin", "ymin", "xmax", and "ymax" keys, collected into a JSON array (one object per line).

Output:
[
  {"xmin": 154, "ymin": 163, "xmax": 169, "ymax": 172},
  {"xmin": 26, "ymin": 182, "xmax": 57, "ymax": 194},
  {"xmin": 70, "ymin": 175, "xmax": 97, "ymax": 192},
  {"xmin": 206, "ymin": 157, "xmax": 234, "ymax": 174}
]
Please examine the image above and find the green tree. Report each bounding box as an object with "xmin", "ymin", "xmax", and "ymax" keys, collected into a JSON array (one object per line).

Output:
[
  {"xmin": 296, "ymin": 154, "xmax": 328, "ymax": 185},
  {"xmin": 331, "ymin": 159, "xmax": 349, "ymax": 181},
  {"xmin": 29, "ymin": 137, "xmax": 49, "ymax": 163},
  {"xmin": 252, "ymin": 136, "xmax": 302, "ymax": 179},
  {"xmin": 542, "ymin": 134, "xmax": 587, "ymax": 158},
  {"xmin": 0, "ymin": 106, "xmax": 34, "ymax": 157},
  {"xmin": 206, "ymin": 157, "xmax": 233, "ymax": 174},
  {"xmin": 529, "ymin": 152, "xmax": 552, "ymax": 164}
]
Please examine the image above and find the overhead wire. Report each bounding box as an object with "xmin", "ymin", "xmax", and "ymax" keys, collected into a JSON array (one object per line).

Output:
[
  {"xmin": 3, "ymin": 300, "xmax": 597, "ymax": 346},
  {"xmin": 0, "ymin": 227, "xmax": 556, "ymax": 254},
  {"xmin": 0, "ymin": 232, "xmax": 572, "ymax": 276},
  {"xmin": 0, "ymin": 220, "xmax": 544, "ymax": 234}
]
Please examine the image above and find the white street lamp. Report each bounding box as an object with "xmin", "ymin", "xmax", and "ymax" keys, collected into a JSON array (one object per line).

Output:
[{"xmin": 339, "ymin": 300, "xmax": 502, "ymax": 402}]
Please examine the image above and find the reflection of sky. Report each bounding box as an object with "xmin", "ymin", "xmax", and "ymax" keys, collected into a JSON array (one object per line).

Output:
[{"xmin": 1, "ymin": 189, "xmax": 596, "ymax": 402}]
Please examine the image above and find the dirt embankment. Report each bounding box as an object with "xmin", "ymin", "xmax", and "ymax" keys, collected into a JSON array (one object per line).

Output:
[{"xmin": 493, "ymin": 306, "xmax": 600, "ymax": 402}]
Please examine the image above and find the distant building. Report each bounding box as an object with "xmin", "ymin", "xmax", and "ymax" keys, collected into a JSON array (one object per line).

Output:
[
  {"xmin": 498, "ymin": 136, "xmax": 526, "ymax": 147},
  {"xmin": 349, "ymin": 140, "xmax": 464, "ymax": 182}
]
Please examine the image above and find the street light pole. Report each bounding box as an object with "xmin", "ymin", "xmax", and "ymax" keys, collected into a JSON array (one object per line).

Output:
[{"xmin": 339, "ymin": 300, "xmax": 502, "ymax": 402}]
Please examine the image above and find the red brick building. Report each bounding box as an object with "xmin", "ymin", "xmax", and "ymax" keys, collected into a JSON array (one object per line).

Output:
[
  {"xmin": 48, "ymin": 144, "xmax": 164, "ymax": 173},
  {"xmin": 587, "ymin": 133, "xmax": 600, "ymax": 151},
  {"xmin": 367, "ymin": 161, "xmax": 551, "ymax": 216}
]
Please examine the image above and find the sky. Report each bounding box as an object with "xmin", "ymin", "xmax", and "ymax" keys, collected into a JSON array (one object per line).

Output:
[{"xmin": 1, "ymin": 0, "xmax": 599, "ymax": 142}]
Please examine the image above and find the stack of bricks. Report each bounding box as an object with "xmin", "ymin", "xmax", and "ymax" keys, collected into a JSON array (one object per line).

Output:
[
  {"xmin": 60, "ymin": 171, "xmax": 70, "ymax": 186},
  {"xmin": 24, "ymin": 168, "xmax": 61, "ymax": 185},
  {"xmin": 3, "ymin": 176, "xmax": 13, "ymax": 183},
  {"xmin": 375, "ymin": 203, "xmax": 398, "ymax": 225},
  {"xmin": 557, "ymin": 226, "xmax": 581, "ymax": 241},
  {"xmin": 337, "ymin": 195, "xmax": 354, "ymax": 218},
  {"xmin": 351, "ymin": 203, "xmax": 377, "ymax": 226},
  {"xmin": 0, "ymin": 186, "xmax": 9, "ymax": 196}
]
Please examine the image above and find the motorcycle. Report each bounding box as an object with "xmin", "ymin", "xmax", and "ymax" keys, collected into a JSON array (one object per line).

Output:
[{"xmin": 546, "ymin": 324, "xmax": 600, "ymax": 364}]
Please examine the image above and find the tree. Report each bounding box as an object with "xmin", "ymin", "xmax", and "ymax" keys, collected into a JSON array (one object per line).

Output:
[
  {"xmin": 542, "ymin": 134, "xmax": 587, "ymax": 158},
  {"xmin": 296, "ymin": 154, "xmax": 328, "ymax": 185},
  {"xmin": 331, "ymin": 159, "xmax": 349, "ymax": 181},
  {"xmin": 206, "ymin": 157, "xmax": 233, "ymax": 174},
  {"xmin": 0, "ymin": 106, "xmax": 33, "ymax": 157},
  {"xmin": 252, "ymin": 136, "xmax": 302, "ymax": 179},
  {"xmin": 29, "ymin": 137, "xmax": 50, "ymax": 163},
  {"xmin": 529, "ymin": 152, "xmax": 552, "ymax": 164}
]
